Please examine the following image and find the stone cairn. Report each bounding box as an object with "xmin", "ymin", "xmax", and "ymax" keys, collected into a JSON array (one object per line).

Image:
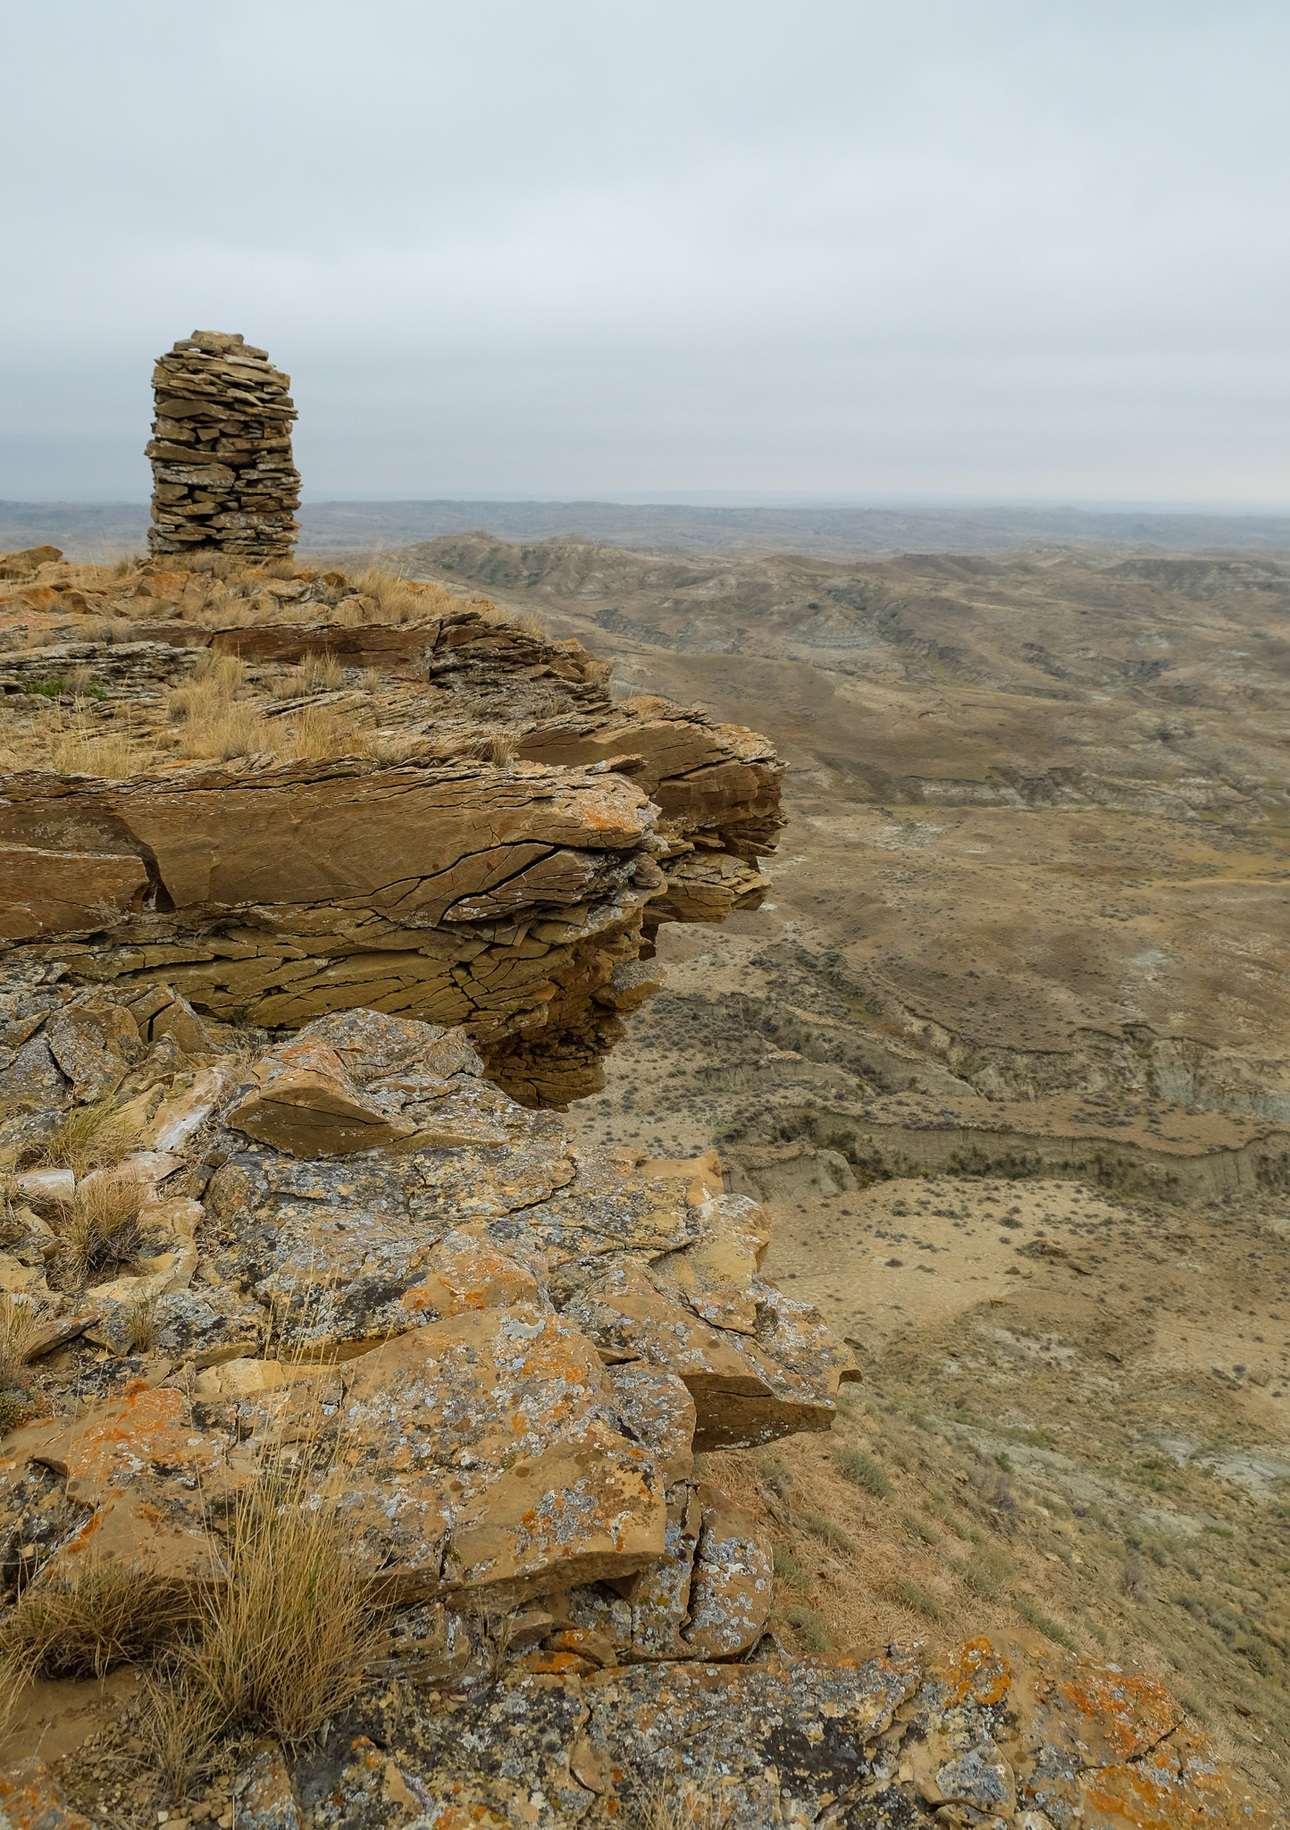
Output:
[{"xmin": 146, "ymin": 330, "xmax": 301, "ymax": 558}]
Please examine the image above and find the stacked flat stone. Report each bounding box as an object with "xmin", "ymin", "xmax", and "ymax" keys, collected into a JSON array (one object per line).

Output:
[{"xmin": 146, "ymin": 330, "xmax": 301, "ymax": 558}]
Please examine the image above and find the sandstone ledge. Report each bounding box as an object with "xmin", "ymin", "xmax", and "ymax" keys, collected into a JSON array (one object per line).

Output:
[{"xmin": 0, "ymin": 585, "xmax": 782, "ymax": 1105}]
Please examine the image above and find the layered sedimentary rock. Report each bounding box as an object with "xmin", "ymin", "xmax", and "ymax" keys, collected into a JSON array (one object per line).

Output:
[
  {"xmin": 146, "ymin": 332, "xmax": 301, "ymax": 558},
  {"xmin": 0, "ymin": 572, "xmax": 782, "ymax": 1105}
]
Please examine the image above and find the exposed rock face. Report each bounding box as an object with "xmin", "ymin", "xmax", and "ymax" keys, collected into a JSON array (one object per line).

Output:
[
  {"xmin": 0, "ymin": 587, "xmax": 782, "ymax": 1106},
  {"xmin": 256, "ymin": 1636, "xmax": 1285, "ymax": 1827},
  {"xmin": 0, "ymin": 1000, "xmax": 855, "ymax": 1622},
  {"xmin": 147, "ymin": 332, "xmax": 301, "ymax": 558},
  {"xmin": 0, "ymin": 990, "xmax": 1277, "ymax": 1825}
]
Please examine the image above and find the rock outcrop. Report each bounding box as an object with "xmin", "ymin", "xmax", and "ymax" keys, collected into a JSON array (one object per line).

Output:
[
  {"xmin": 146, "ymin": 332, "xmax": 301, "ymax": 559},
  {"xmin": 0, "ymin": 561, "xmax": 782, "ymax": 1105},
  {"xmin": 0, "ymin": 924, "xmax": 1277, "ymax": 1828},
  {"xmin": 0, "ymin": 998, "xmax": 853, "ymax": 1616}
]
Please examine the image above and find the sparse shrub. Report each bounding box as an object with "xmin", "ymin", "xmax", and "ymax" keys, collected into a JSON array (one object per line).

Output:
[
  {"xmin": 974, "ymin": 1465, "xmax": 1019, "ymax": 1515},
  {"xmin": 782, "ymin": 1603, "xmax": 831, "ymax": 1652},
  {"xmin": 1119, "ymin": 1559, "xmax": 1152, "ymax": 1601},
  {"xmin": 836, "ymin": 1447, "xmax": 890, "ymax": 1498},
  {"xmin": 52, "ymin": 1172, "xmax": 146, "ymax": 1285},
  {"xmin": 488, "ymin": 731, "xmax": 516, "ymax": 766}
]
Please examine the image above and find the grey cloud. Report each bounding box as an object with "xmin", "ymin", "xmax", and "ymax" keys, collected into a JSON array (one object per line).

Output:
[{"xmin": 2, "ymin": 0, "xmax": 1287, "ymax": 502}]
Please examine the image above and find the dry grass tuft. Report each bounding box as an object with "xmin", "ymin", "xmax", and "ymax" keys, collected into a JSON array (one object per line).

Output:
[
  {"xmin": 52, "ymin": 1171, "xmax": 147, "ymax": 1285},
  {"xmin": 630, "ymin": 1777, "xmax": 738, "ymax": 1829},
  {"xmin": 354, "ymin": 566, "xmax": 423, "ymax": 624},
  {"xmin": 142, "ymin": 1671, "xmax": 224, "ymax": 1804},
  {"xmin": 37, "ymin": 1096, "xmax": 141, "ymax": 1179},
  {"xmin": 300, "ymin": 648, "xmax": 345, "ymax": 691},
  {"xmin": 127, "ymin": 1291, "xmax": 162, "ymax": 1354},
  {"xmin": 48, "ymin": 730, "xmax": 160, "ymax": 779},
  {"xmin": 0, "ymin": 1297, "xmax": 37, "ymax": 1388},
  {"xmin": 287, "ymin": 704, "xmax": 359, "ymax": 761},
  {"xmin": 0, "ymin": 1560, "xmax": 188, "ymax": 1680},
  {"xmin": 488, "ymin": 731, "xmax": 516, "ymax": 766},
  {"xmin": 183, "ymin": 1477, "xmax": 383, "ymax": 1749},
  {"xmin": 178, "ymin": 703, "xmax": 265, "ymax": 761}
]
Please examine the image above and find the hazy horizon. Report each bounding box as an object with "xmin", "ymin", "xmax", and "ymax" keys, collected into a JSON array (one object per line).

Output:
[{"xmin": 4, "ymin": 2, "xmax": 1288, "ymax": 506}]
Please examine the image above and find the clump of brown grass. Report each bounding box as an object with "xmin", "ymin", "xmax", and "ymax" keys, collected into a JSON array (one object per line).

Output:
[
  {"xmin": 488, "ymin": 732, "xmax": 516, "ymax": 766},
  {"xmin": 52, "ymin": 1171, "xmax": 147, "ymax": 1285},
  {"xmin": 48, "ymin": 729, "xmax": 160, "ymax": 779},
  {"xmin": 353, "ymin": 567, "xmax": 425, "ymax": 625},
  {"xmin": 286, "ymin": 704, "xmax": 359, "ymax": 761},
  {"xmin": 127, "ymin": 1292, "xmax": 162, "ymax": 1354},
  {"xmin": 183, "ymin": 1479, "xmax": 383, "ymax": 1748},
  {"xmin": 37, "ymin": 1096, "xmax": 140, "ymax": 1178},
  {"xmin": 142, "ymin": 1671, "xmax": 224, "ymax": 1803},
  {"xmin": 0, "ymin": 1560, "xmax": 188, "ymax": 1680},
  {"xmin": 301, "ymin": 649, "xmax": 345, "ymax": 691},
  {"xmin": 630, "ymin": 1776, "xmax": 737, "ymax": 1829},
  {"xmin": 0, "ymin": 1297, "xmax": 37, "ymax": 1388},
  {"xmin": 177, "ymin": 703, "xmax": 266, "ymax": 762},
  {"xmin": 363, "ymin": 732, "xmax": 422, "ymax": 766}
]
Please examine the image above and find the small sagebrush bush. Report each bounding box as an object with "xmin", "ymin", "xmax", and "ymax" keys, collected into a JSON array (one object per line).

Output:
[{"xmin": 836, "ymin": 1447, "xmax": 891, "ymax": 1498}]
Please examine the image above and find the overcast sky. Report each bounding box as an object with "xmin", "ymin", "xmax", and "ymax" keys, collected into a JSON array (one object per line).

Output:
[{"xmin": 3, "ymin": 1, "xmax": 1288, "ymax": 504}]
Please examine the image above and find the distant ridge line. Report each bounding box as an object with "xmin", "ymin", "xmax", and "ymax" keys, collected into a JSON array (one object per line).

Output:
[{"xmin": 3, "ymin": 497, "xmax": 1290, "ymax": 561}]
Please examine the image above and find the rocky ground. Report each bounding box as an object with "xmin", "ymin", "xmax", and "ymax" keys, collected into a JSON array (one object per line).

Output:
[{"xmin": 0, "ymin": 539, "xmax": 1284, "ymax": 1825}]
